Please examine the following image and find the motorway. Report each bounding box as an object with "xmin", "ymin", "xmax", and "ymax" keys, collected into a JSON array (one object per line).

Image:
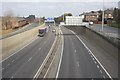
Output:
[
  {"xmin": 58, "ymin": 27, "xmax": 110, "ymax": 78},
  {"xmin": 2, "ymin": 24, "xmax": 55, "ymax": 78}
]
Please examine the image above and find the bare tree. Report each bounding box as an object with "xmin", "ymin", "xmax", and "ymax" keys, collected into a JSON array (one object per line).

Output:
[{"xmin": 2, "ymin": 10, "xmax": 17, "ymax": 30}]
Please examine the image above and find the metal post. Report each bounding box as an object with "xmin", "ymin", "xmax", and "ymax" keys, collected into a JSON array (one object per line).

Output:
[{"xmin": 102, "ymin": 0, "xmax": 104, "ymax": 31}]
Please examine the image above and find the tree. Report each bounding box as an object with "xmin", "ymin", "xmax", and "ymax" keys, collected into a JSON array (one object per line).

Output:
[
  {"xmin": 98, "ymin": 10, "xmax": 102, "ymax": 21},
  {"xmin": 113, "ymin": 8, "xmax": 118, "ymax": 23},
  {"xmin": 2, "ymin": 10, "xmax": 17, "ymax": 30}
]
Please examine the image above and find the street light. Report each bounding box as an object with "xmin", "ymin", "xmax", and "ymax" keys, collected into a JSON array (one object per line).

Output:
[{"xmin": 102, "ymin": 0, "xmax": 104, "ymax": 31}]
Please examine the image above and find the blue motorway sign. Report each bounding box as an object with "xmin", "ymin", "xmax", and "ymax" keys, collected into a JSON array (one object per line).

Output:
[{"xmin": 47, "ymin": 18, "xmax": 54, "ymax": 22}]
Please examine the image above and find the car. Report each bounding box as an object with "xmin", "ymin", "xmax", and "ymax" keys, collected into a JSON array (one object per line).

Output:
[{"xmin": 52, "ymin": 30, "xmax": 56, "ymax": 33}]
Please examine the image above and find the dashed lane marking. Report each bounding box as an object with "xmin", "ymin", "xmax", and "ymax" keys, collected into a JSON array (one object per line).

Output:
[
  {"xmin": 77, "ymin": 62, "xmax": 79, "ymax": 67},
  {"xmin": 12, "ymin": 60, "xmax": 15, "ymax": 62},
  {"xmin": 97, "ymin": 65, "xmax": 100, "ymax": 68},
  {"xmin": 92, "ymin": 58, "xmax": 95, "ymax": 60},
  {"xmin": 94, "ymin": 61, "xmax": 97, "ymax": 64},
  {"xmin": 75, "ymin": 49, "xmax": 76, "ymax": 53},
  {"xmin": 100, "ymin": 70, "xmax": 103, "ymax": 74},
  {"xmin": 103, "ymin": 75, "xmax": 106, "ymax": 79},
  {"xmin": 39, "ymin": 48, "xmax": 41, "ymax": 50},
  {"xmin": 7, "ymin": 63, "xmax": 10, "ymax": 66},
  {"xmin": 28, "ymin": 57, "xmax": 32, "ymax": 62}
]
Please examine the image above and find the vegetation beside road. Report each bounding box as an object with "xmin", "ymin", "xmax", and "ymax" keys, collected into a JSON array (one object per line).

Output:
[{"xmin": 108, "ymin": 22, "xmax": 120, "ymax": 28}]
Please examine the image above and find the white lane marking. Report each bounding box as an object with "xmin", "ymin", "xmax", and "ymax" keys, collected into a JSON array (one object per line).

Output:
[
  {"xmin": 7, "ymin": 63, "xmax": 10, "ymax": 66},
  {"xmin": 103, "ymin": 75, "xmax": 106, "ymax": 79},
  {"xmin": 74, "ymin": 49, "xmax": 76, "ymax": 53},
  {"xmin": 77, "ymin": 62, "xmax": 79, "ymax": 67},
  {"xmin": 94, "ymin": 61, "xmax": 97, "ymax": 64},
  {"xmin": 39, "ymin": 47, "xmax": 41, "ymax": 50},
  {"xmin": 9, "ymin": 76, "xmax": 13, "ymax": 80},
  {"xmin": 91, "ymin": 55, "xmax": 93, "ymax": 58},
  {"xmin": 88, "ymin": 52, "xmax": 90, "ymax": 54},
  {"xmin": 97, "ymin": 65, "xmax": 100, "ymax": 68},
  {"xmin": 0, "ymin": 36, "xmax": 38, "ymax": 63},
  {"xmin": 100, "ymin": 70, "xmax": 103, "ymax": 74},
  {"xmin": 92, "ymin": 58, "xmax": 95, "ymax": 61},
  {"xmin": 69, "ymin": 30, "xmax": 112, "ymax": 79},
  {"xmin": 12, "ymin": 60, "xmax": 15, "ymax": 62},
  {"xmin": 11, "ymin": 76, "xmax": 13, "ymax": 78},
  {"xmin": 28, "ymin": 57, "xmax": 32, "ymax": 62},
  {"xmin": 56, "ymin": 28, "xmax": 64, "ymax": 79}
]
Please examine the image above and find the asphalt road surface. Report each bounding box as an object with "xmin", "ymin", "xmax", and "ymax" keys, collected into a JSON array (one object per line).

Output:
[
  {"xmin": 2, "ymin": 24, "xmax": 55, "ymax": 78},
  {"xmin": 58, "ymin": 27, "xmax": 110, "ymax": 78}
]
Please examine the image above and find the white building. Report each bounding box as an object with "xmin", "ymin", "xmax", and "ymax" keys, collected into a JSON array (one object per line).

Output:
[
  {"xmin": 118, "ymin": 1, "xmax": 120, "ymax": 9},
  {"xmin": 65, "ymin": 16, "xmax": 83, "ymax": 25}
]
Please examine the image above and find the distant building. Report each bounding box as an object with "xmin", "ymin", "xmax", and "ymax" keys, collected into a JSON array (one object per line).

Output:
[
  {"xmin": 118, "ymin": 1, "xmax": 120, "ymax": 9},
  {"xmin": 104, "ymin": 9, "xmax": 113, "ymax": 19},
  {"xmin": 82, "ymin": 11, "xmax": 99, "ymax": 22},
  {"xmin": 25, "ymin": 15, "xmax": 35, "ymax": 23}
]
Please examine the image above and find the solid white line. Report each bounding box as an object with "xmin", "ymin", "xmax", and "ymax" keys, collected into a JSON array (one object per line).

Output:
[
  {"xmin": 69, "ymin": 29, "xmax": 113, "ymax": 79},
  {"xmin": 55, "ymin": 28, "xmax": 64, "ymax": 79},
  {"xmin": 0, "ymin": 36, "xmax": 38, "ymax": 63}
]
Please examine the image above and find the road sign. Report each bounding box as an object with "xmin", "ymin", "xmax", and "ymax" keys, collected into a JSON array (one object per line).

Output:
[{"xmin": 47, "ymin": 18, "xmax": 54, "ymax": 22}]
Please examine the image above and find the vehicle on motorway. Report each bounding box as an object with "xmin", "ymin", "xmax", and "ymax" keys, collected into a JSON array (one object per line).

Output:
[
  {"xmin": 52, "ymin": 30, "xmax": 56, "ymax": 33},
  {"xmin": 39, "ymin": 27, "xmax": 47, "ymax": 37}
]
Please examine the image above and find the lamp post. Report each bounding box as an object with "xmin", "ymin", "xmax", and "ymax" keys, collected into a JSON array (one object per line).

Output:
[{"xmin": 101, "ymin": 0, "xmax": 104, "ymax": 31}]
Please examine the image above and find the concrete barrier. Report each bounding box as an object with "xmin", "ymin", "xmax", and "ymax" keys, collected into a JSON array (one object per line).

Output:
[{"xmin": 0, "ymin": 24, "xmax": 45, "ymax": 59}]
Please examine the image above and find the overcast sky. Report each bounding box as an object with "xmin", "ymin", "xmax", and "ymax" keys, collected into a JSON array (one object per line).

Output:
[{"xmin": 0, "ymin": 0, "xmax": 119, "ymax": 18}]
